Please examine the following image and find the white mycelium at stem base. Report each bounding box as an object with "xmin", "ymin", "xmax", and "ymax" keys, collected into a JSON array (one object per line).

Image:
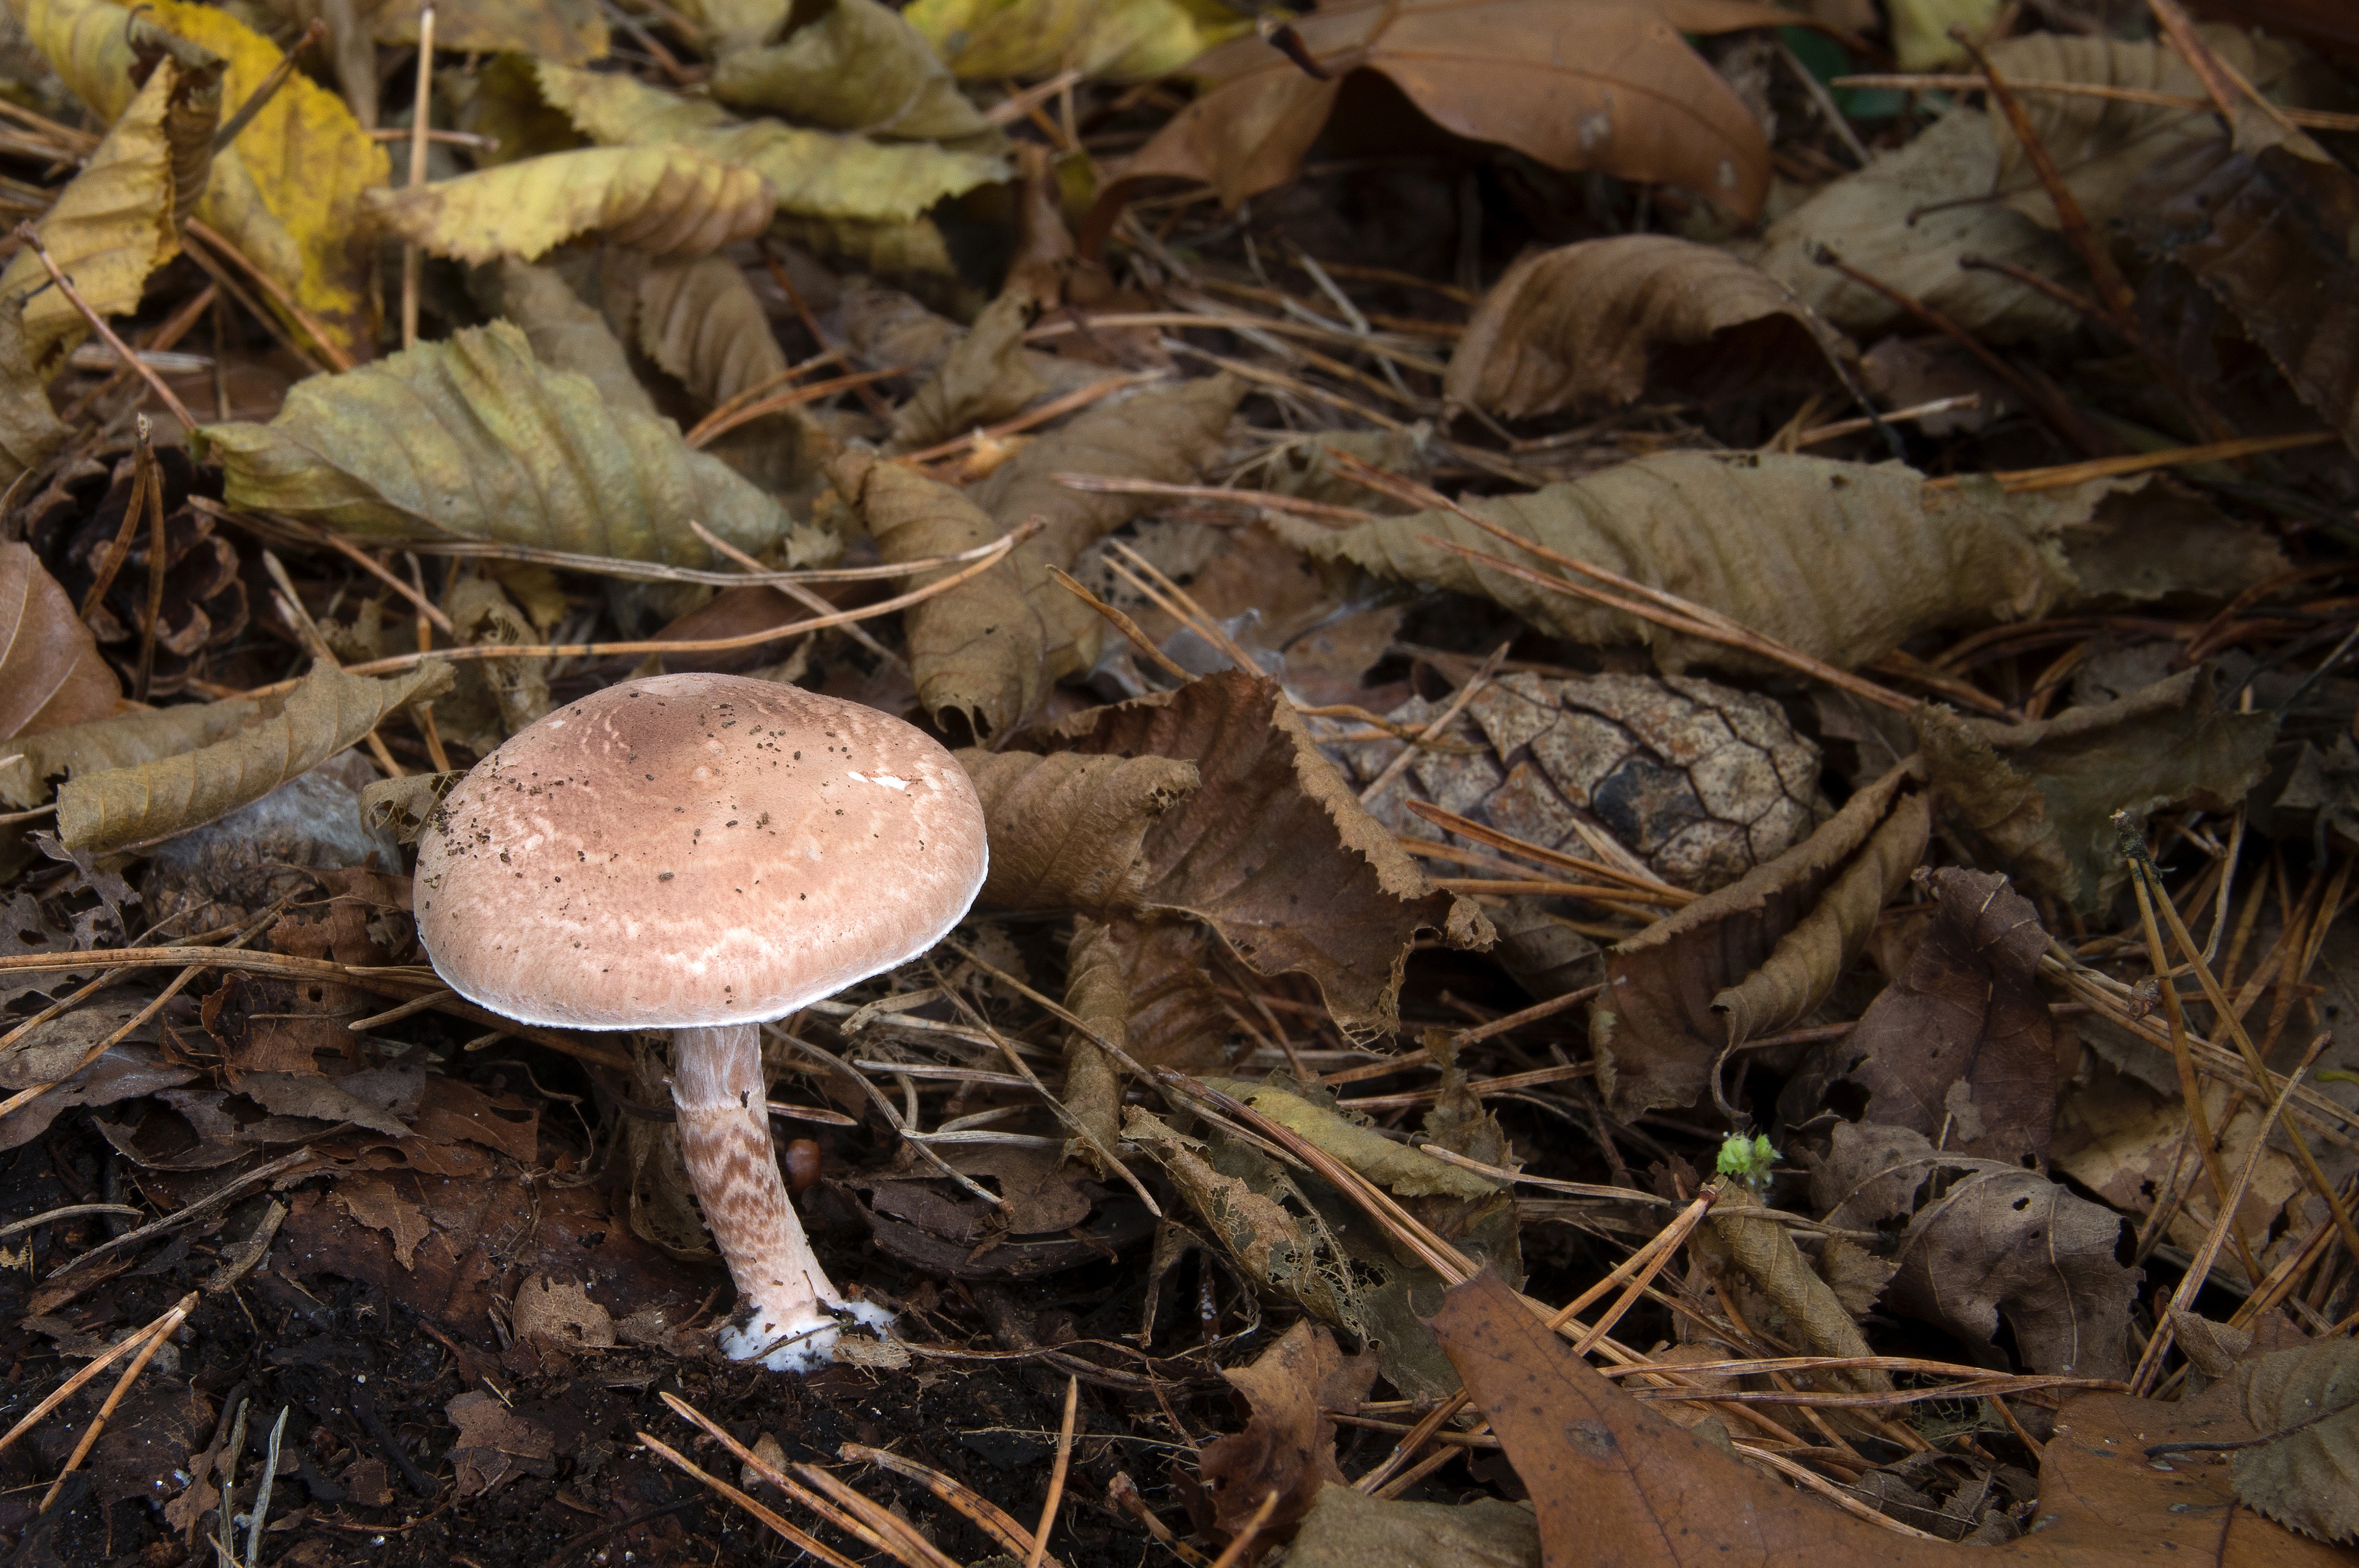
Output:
[
  {"xmin": 413, "ymin": 672, "xmax": 987, "ymax": 1373},
  {"xmin": 671, "ymin": 1024, "xmax": 889, "ymax": 1369}
]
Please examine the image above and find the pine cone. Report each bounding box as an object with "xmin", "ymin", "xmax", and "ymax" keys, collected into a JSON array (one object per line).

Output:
[
  {"xmin": 1329, "ymin": 670, "xmax": 1828, "ymax": 893},
  {"xmin": 31, "ymin": 448, "xmax": 246, "ymax": 698}
]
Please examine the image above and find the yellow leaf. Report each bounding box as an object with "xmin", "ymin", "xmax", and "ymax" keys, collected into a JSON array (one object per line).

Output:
[
  {"xmin": 905, "ymin": 0, "xmax": 1250, "ymax": 82},
  {"xmin": 666, "ymin": 0, "xmax": 788, "ymax": 53},
  {"xmin": 365, "ymin": 145, "xmax": 775, "ymax": 264},
  {"xmin": 6, "ymin": 0, "xmax": 142, "ymax": 120},
  {"xmin": 369, "ymin": 0, "xmax": 608, "ymax": 67},
  {"xmin": 148, "ymin": 0, "xmax": 388, "ymax": 364},
  {"xmin": 0, "ymin": 56, "xmax": 211, "ymax": 376},
  {"xmin": 535, "ymin": 60, "xmax": 1005, "ymax": 225},
  {"xmin": 1888, "ymin": 0, "xmax": 2002, "ymax": 72}
]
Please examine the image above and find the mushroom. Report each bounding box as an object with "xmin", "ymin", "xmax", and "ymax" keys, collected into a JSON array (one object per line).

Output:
[{"xmin": 413, "ymin": 672, "xmax": 987, "ymax": 1370}]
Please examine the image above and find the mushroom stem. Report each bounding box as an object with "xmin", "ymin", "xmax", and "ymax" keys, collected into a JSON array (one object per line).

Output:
[{"xmin": 669, "ymin": 1023, "xmax": 890, "ymax": 1371}]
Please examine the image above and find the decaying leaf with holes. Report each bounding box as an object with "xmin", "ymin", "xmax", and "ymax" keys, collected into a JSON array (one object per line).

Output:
[
  {"xmin": 1017, "ymin": 672, "xmax": 1491, "ymax": 1041},
  {"xmin": 364, "ymin": 146, "xmax": 776, "ymax": 264},
  {"xmin": 1783, "ymin": 866, "xmax": 2058, "ymax": 1167},
  {"xmin": 1324, "ymin": 670, "xmax": 1828, "ymax": 894},
  {"xmin": 54, "ymin": 660, "xmax": 452, "ymax": 853},
  {"xmin": 1918, "ymin": 668, "xmax": 2275, "ymax": 911},
  {"xmin": 1808, "ymin": 1120, "xmax": 2138, "ymax": 1380},
  {"xmin": 1445, "ymin": 236, "xmax": 1853, "ymax": 420},
  {"xmin": 1593, "ymin": 760, "xmax": 1929, "ymax": 1120},
  {"xmin": 193, "ymin": 322, "xmax": 816, "ymax": 566}
]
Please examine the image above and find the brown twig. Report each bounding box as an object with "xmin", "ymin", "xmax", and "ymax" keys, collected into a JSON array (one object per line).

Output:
[
  {"xmin": 185, "ymin": 218, "xmax": 354, "ymax": 372},
  {"xmin": 78, "ymin": 422, "xmax": 151, "ymax": 619},
  {"xmin": 0, "ymin": 1294, "xmax": 192, "ymax": 1458},
  {"xmin": 636, "ymin": 1431, "xmax": 862, "ymax": 1568},
  {"xmin": 401, "ymin": 3, "xmax": 435, "ymax": 351},
  {"xmin": 39, "ymin": 1293, "xmax": 196, "ymax": 1512},
  {"xmin": 1048, "ymin": 566, "xmax": 1195, "ymax": 683},
  {"xmin": 133, "ymin": 420, "xmax": 168, "ymax": 702},
  {"xmin": 1027, "ymin": 1376, "xmax": 1080, "ymax": 1568},
  {"xmin": 11, "ymin": 226, "xmax": 198, "ymax": 430}
]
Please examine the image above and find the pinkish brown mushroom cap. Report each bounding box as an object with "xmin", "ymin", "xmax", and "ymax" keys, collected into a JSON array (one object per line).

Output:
[{"xmin": 414, "ymin": 673, "xmax": 988, "ymax": 1030}]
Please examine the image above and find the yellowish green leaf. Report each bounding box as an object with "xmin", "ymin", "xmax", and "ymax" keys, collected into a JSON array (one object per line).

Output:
[
  {"xmin": 1888, "ymin": 0, "xmax": 1999, "ymax": 72},
  {"xmin": 445, "ymin": 53, "xmax": 589, "ymax": 168},
  {"xmin": 478, "ymin": 257, "xmax": 656, "ymax": 415},
  {"xmin": 364, "ymin": 145, "xmax": 775, "ymax": 264},
  {"xmin": 1201, "ymin": 1078, "xmax": 1502, "ymax": 1202},
  {"xmin": 0, "ymin": 53, "xmax": 212, "ymax": 377},
  {"xmin": 191, "ymin": 321, "xmax": 797, "ymax": 565},
  {"xmin": 57, "ymin": 661, "xmax": 453, "ymax": 853},
  {"xmin": 0, "ymin": 297, "xmax": 66, "ymax": 491},
  {"xmin": 712, "ymin": 0, "xmax": 987, "ymax": 142},
  {"xmin": 771, "ymin": 211, "xmax": 958, "ymax": 277},
  {"xmin": 368, "ymin": 0, "xmax": 608, "ymax": 66},
  {"xmin": 0, "ymin": 542, "xmax": 123, "ymax": 755},
  {"xmin": 0, "ymin": 681, "xmax": 280, "ymax": 810},
  {"xmin": 147, "ymin": 0, "xmax": 389, "ymax": 364},
  {"xmin": 906, "ymin": 0, "xmax": 1250, "ymax": 82},
  {"xmin": 667, "ymin": 0, "xmax": 787, "ymax": 53},
  {"xmin": 536, "ymin": 59, "xmax": 1006, "ymax": 225}
]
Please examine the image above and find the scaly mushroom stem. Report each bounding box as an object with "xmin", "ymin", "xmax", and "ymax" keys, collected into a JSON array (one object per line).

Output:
[{"xmin": 670, "ymin": 1023, "xmax": 890, "ymax": 1371}]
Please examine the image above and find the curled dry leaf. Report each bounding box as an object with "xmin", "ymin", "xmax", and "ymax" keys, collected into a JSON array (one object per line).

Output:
[
  {"xmin": 0, "ymin": 679, "xmax": 296, "ymax": 809},
  {"xmin": 1810, "ymin": 1121, "xmax": 2138, "ymax": 1380},
  {"xmin": 0, "ymin": 50, "xmax": 214, "ymax": 377},
  {"xmin": 1090, "ymin": 0, "xmax": 1811, "ymax": 243},
  {"xmin": 2231, "ymin": 1338, "xmax": 2359, "ymax": 1541},
  {"xmin": 0, "ymin": 542, "xmax": 126, "ymax": 746},
  {"xmin": 1782, "ymin": 868, "xmax": 2057, "ymax": 1168},
  {"xmin": 0, "ymin": 299, "xmax": 66, "ymax": 490},
  {"xmin": 194, "ymin": 321, "xmax": 803, "ymax": 565},
  {"xmin": 534, "ymin": 60, "xmax": 1006, "ymax": 227},
  {"xmin": 710, "ymin": 0, "xmax": 987, "ymax": 142},
  {"xmin": 958, "ymin": 748, "xmax": 1201, "ymax": 911},
  {"xmin": 55, "ymin": 660, "xmax": 453, "ymax": 854},
  {"xmin": 481, "ymin": 257, "xmax": 657, "ymax": 415},
  {"xmin": 1309, "ymin": 454, "xmax": 2086, "ymax": 675},
  {"xmin": 1198, "ymin": 1319, "xmax": 1377, "ymax": 1544},
  {"xmin": 1287, "ymin": 1486, "xmax": 1540, "ymax": 1568},
  {"xmin": 1919, "ymin": 668, "xmax": 2275, "ymax": 910},
  {"xmin": 1444, "ymin": 236, "xmax": 1852, "ymax": 420},
  {"xmin": 906, "ymin": 0, "xmax": 1250, "ymax": 82},
  {"xmin": 364, "ymin": 146, "xmax": 775, "ymax": 264},
  {"xmin": 1696, "ymin": 1183, "xmax": 1886, "ymax": 1385},
  {"xmin": 887, "ymin": 290, "xmax": 1046, "ymax": 452},
  {"xmin": 1429, "ymin": 1268, "xmax": 2344, "ymax": 1568},
  {"xmin": 1594, "ymin": 760, "xmax": 1929, "ymax": 1120},
  {"xmin": 837, "ymin": 374, "xmax": 1239, "ymax": 739},
  {"xmin": 2128, "ymin": 116, "xmax": 2359, "ymax": 456},
  {"xmin": 1018, "ymin": 671, "xmax": 1492, "ymax": 1041},
  {"xmin": 1062, "ymin": 913, "xmax": 1238, "ymax": 1158}
]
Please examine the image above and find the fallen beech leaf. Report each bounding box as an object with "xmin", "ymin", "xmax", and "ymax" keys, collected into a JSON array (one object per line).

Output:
[
  {"xmin": 622, "ymin": 251, "xmax": 835, "ymax": 489},
  {"xmin": 1445, "ymin": 236, "xmax": 1852, "ymax": 420},
  {"xmin": 1919, "ymin": 668, "xmax": 2275, "ymax": 910},
  {"xmin": 481, "ymin": 257, "xmax": 657, "ymax": 414},
  {"xmin": 194, "ymin": 321, "xmax": 803, "ymax": 565},
  {"xmin": 535, "ymin": 60, "xmax": 1006, "ymax": 226},
  {"xmin": 1309, "ymin": 454, "xmax": 2085, "ymax": 675},
  {"xmin": 1696, "ymin": 1184, "xmax": 1886, "ymax": 1383},
  {"xmin": 1198, "ymin": 1320, "xmax": 1377, "ymax": 1543},
  {"xmin": 1782, "ymin": 868, "xmax": 2057, "ymax": 1168},
  {"xmin": 0, "ymin": 49, "xmax": 213, "ymax": 376},
  {"xmin": 1594, "ymin": 760, "xmax": 1929, "ymax": 1120},
  {"xmin": 0, "ymin": 542, "xmax": 126, "ymax": 745},
  {"xmin": 906, "ymin": 0, "xmax": 1250, "ymax": 82},
  {"xmin": 364, "ymin": 146, "xmax": 775, "ymax": 263},
  {"xmin": 369, "ymin": 0, "xmax": 608, "ymax": 65},
  {"xmin": 771, "ymin": 211, "xmax": 959, "ymax": 277},
  {"xmin": 959, "ymin": 748, "xmax": 1200, "ymax": 910},
  {"xmin": 2128, "ymin": 117, "xmax": 2359, "ymax": 456},
  {"xmin": 711, "ymin": 0, "xmax": 987, "ymax": 141},
  {"xmin": 1062, "ymin": 914, "xmax": 1238, "ymax": 1156},
  {"xmin": 1429, "ymin": 1268, "xmax": 2342, "ymax": 1568},
  {"xmin": 1286, "ymin": 1485, "xmax": 1540, "ymax": 1568},
  {"xmin": 1018, "ymin": 671, "xmax": 1492, "ymax": 1040},
  {"xmin": 889, "ymin": 290, "xmax": 1046, "ymax": 452},
  {"xmin": 1203, "ymin": 1077, "xmax": 1502, "ymax": 1203},
  {"xmin": 1092, "ymin": 0, "xmax": 1810, "ymax": 243},
  {"xmin": 2231, "ymin": 1338, "xmax": 2359, "ymax": 1541},
  {"xmin": 667, "ymin": 0, "xmax": 788, "ymax": 53},
  {"xmin": 1809, "ymin": 1121, "xmax": 2137, "ymax": 1379},
  {"xmin": 838, "ymin": 375, "xmax": 1239, "ymax": 739},
  {"xmin": 146, "ymin": 0, "xmax": 388, "ymax": 363},
  {"xmin": 0, "ymin": 300, "xmax": 66, "ymax": 490},
  {"xmin": 0, "ymin": 682, "xmax": 294, "ymax": 810},
  {"xmin": 56, "ymin": 660, "xmax": 452, "ymax": 853}
]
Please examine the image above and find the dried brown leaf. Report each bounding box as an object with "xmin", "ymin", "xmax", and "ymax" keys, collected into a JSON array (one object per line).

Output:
[
  {"xmin": 1429, "ymin": 1267, "xmax": 2344, "ymax": 1568},
  {"xmin": 1697, "ymin": 1184, "xmax": 1884, "ymax": 1381},
  {"xmin": 512, "ymin": 1274, "xmax": 619, "ymax": 1351},
  {"xmin": 1061, "ymin": 914, "xmax": 1238, "ymax": 1161},
  {"xmin": 1092, "ymin": 0, "xmax": 1811, "ymax": 237},
  {"xmin": 1919, "ymin": 667, "xmax": 2275, "ymax": 910},
  {"xmin": 1308, "ymin": 454, "xmax": 2084, "ymax": 675},
  {"xmin": 365, "ymin": 145, "xmax": 775, "ymax": 264},
  {"xmin": 1286, "ymin": 1486, "xmax": 1540, "ymax": 1568},
  {"xmin": 55, "ymin": 660, "xmax": 452, "ymax": 854},
  {"xmin": 887, "ymin": 290, "xmax": 1045, "ymax": 452},
  {"xmin": 1020, "ymin": 672, "xmax": 1491, "ymax": 1041},
  {"xmin": 1594, "ymin": 760, "xmax": 1929, "ymax": 1119},
  {"xmin": 1445, "ymin": 236, "xmax": 1850, "ymax": 420},
  {"xmin": 481, "ymin": 256, "xmax": 657, "ymax": 415},
  {"xmin": 2232, "ymin": 1338, "xmax": 2359, "ymax": 1541},
  {"xmin": 0, "ymin": 541, "xmax": 125, "ymax": 747},
  {"xmin": 0, "ymin": 683, "xmax": 289, "ymax": 810},
  {"xmin": 1810, "ymin": 1121, "xmax": 2137, "ymax": 1379},
  {"xmin": 958, "ymin": 748, "xmax": 1201, "ymax": 911},
  {"xmin": 1199, "ymin": 1320, "xmax": 1377, "ymax": 1542},
  {"xmin": 0, "ymin": 298, "xmax": 66, "ymax": 492},
  {"xmin": 1784, "ymin": 868, "xmax": 2057, "ymax": 1167}
]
